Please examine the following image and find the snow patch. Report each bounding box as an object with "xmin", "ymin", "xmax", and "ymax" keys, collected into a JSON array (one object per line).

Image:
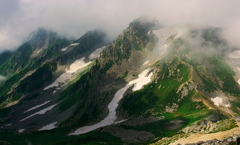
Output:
[
  {"xmin": 69, "ymin": 84, "xmax": 131, "ymax": 135},
  {"xmin": 69, "ymin": 69, "xmax": 152, "ymax": 135},
  {"xmin": 44, "ymin": 57, "xmax": 91, "ymax": 91},
  {"xmin": 211, "ymin": 97, "xmax": 223, "ymax": 106},
  {"xmin": 20, "ymin": 104, "xmax": 57, "ymax": 122},
  {"xmin": 89, "ymin": 46, "xmax": 106, "ymax": 59},
  {"xmin": 0, "ymin": 75, "xmax": 6, "ymax": 81},
  {"xmin": 67, "ymin": 57, "xmax": 91, "ymax": 73},
  {"xmin": 61, "ymin": 47, "xmax": 68, "ymax": 51},
  {"xmin": 5, "ymin": 124, "xmax": 11, "ymax": 127},
  {"xmin": 147, "ymin": 31, "xmax": 151, "ymax": 35},
  {"xmin": 70, "ymin": 43, "xmax": 79, "ymax": 46},
  {"xmin": 225, "ymin": 104, "xmax": 230, "ymax": 108},
  {"xmin": 114, "ymin": 119, "xmax": 128, "ymax": 124},
  {"xmin": 211, "ymin": 97, "xmax": 230, "ymax": 108},
  {"xmin": 36, "ymin": 49, "xmax": 41, "ymax": 54},
  {"xmin": 23, "ymin": 101, "xmax": 51, "ymax": 113},
  {"xmin": 229, "ymin": 50, "xmax": 240, "ymax": 58},
  {"xmin": 19, "ymin": 129, "xmax": 25, "ymax": 133},
  {"xmin": 39, "ymin": 122, "xmax": 57, "ymax": 131},
  {"xmin": 143, "ymin": 61, "xmax": 149, "ymax": 65},
  {"xmin": 129, "ymin": 69, "xmax": 153, "ymax": 91}
]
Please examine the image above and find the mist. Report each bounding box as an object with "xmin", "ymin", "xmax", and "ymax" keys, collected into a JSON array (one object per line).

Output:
[{"xmin": 0, "ymin": 0, "xmax": 240, "ymax": 52}]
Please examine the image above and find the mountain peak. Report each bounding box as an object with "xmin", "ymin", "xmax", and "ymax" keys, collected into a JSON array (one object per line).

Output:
[
  {"xmin": 130, "ymin": 17, "xmax": 162, "ymax": 31},
  {"xmin": 25, "ymin": 27, "xmax": 59, "ymax": 50},
  {"xmin": 0, "ymin": 18, "xmax": 240, "ymax": 145}
]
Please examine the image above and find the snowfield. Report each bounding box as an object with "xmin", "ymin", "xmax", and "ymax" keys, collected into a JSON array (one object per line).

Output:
[
  {"xmin": 129, "ymin": 69, "xmax": 153, "ymax": 91},
  {"xmin": 0, "ymin": 75, "xmax": 6, "ymax": 81},
  {"xmin": 23, "ymin": 101, "xmax": 51, "ymax": 113},
  {"xmin": 143, "ymin": 60, "xmax": 149, "ymax": 65},
  {"xmin": 20, "ymin": 104, "xmax": 57, "ymax": 122},
  {"xmin": 70, "ymin": 43, "xmax": 79, "ymax": 46},
  {"xmin": 70, "ymin": 69, "xmax": 153, "ymax": 135},
  {"xmin": 61, "ymin": 47, "xmax": 68, "ymax": 51},
  {"xmin": 39, "ymin": 122, "xmax": 57, "ymax": 131},
  {"xmin": 89, "ymin": 46, "xmax": 106, "ymax": 59},
  {"xmin": 44, "ymin": 46, "xmax": 106, "ymax": 93},
  {"xmin": 44, "ymin": 57, "xmax": 91, "ymax": 91},
  {"xmin": 18, "ymin": 129, "xmax": 25, "ymax": 133},
  {"xmin": 211, "ymin": 97, "xmax": 223, "ymax": 106},
  {"xmin": 211, "ymin": 96, "xmax": 230, "ymax": 108}
]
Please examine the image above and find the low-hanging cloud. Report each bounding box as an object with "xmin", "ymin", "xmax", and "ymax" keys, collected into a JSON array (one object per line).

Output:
[{"xmin": 1, "ymin": 0, "xmax": 240, "ymax": 52}]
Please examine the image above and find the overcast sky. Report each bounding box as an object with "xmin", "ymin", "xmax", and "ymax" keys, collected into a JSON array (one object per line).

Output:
[{"xmin": 0, "ymin": 0, "xmax": 240, "ymax": 52}]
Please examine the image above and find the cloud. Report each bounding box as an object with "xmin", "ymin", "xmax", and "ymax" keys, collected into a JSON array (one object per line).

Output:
[
  {"xmin": 0, "ymin": 0, "xmax": 240, "ymax": 52},
  {"xmin": 222, "ymin": 20, "xmax": 240, "ymax": 48}
]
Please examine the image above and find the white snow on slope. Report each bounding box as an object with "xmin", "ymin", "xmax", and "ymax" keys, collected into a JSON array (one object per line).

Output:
[
  {"xmin": 45, "ymin": 45, "xmax": 106, "ymax": 92},
  {"xmin": 69, "ymin": 69, "xmax": 153, "ymax": 135},
  {"xmin": 143, "ymin": 61, "xmax": 149, "ymax": 65},
  {"xmin": 44, "ymin": 57, "xmax": 91, "ymax": 91},
  {"xmin": 89, "ymin": 46, "xmax": 106, "ymax": 59},
  {"xmin": 225, "ymin": 104, "xmax": 230, "ymax": 108},
  {"xmin": 20, "ymin": 104, "xmax": 57, "ymax": 122},
  {"xmin": 39, "ymin": 122, "xmax": 57, "ymax": 131},
  {"xmin": 67, "ymin": 58, "xmax": 91, "ymax": 73},
  {"xmin": 61, "ymin": 47, "xmax": 68, "ymax": 51},
  {"xmin": 211, "ymin": 97, "xmax": 223, "ymax": 106},
  {"xmin": 69, "ymin": 85, "xmax": 131, "ymax": 135},
  {"xmin": 0, "ymin": 75, "xmax": 6, "ymax": 81},
  {"xmin": 211, "ymin": 97, "xmax": 230, "ymax": 108},
  {"xmin": 129, "ymin": 69, "xmax": 153, "ymax": 91},
  {"xmin": 23, "ymin": 101, "xmax": 51, "ymax": 113},
  {"xmin": 70, "ymin": 43, "xmax": 79, "ymax": 46},
  {"xmin": 19, "ymin": 129, "xmax": 25, "ymax": 133}
]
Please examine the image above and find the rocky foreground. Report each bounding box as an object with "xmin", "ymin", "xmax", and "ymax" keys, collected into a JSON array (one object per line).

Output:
[{"xmin": 181, "ymin": 135, "xmax": 240, "ymax": 145}]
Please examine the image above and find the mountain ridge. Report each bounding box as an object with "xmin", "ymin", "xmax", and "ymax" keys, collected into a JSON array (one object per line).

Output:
[{"xmin": 0, "ymin": 17, "xmax": 240, "ymax": 144}]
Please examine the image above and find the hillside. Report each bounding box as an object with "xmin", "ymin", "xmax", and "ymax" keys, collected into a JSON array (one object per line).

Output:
[{"xmin": 0, "ymin": 18, "xmax": 240, "ymax": 145}]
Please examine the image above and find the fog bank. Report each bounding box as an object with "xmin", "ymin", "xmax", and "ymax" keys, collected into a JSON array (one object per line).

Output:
[{"xmin": 0, "ymin": 0, "xmax": 240, "ymax": 52}]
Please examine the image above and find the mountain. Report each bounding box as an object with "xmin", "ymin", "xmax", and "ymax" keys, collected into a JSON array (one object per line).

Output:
[{"xmin": 0, "ymin": 18, "xmax": 240, "ymax": 145}]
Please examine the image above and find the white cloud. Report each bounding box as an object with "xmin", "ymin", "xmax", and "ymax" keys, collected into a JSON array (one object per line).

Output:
[
  {"xmin": 0, "ymin": 0, "xmax": 240, "ymax": 52},
  {"xmin": 222, "ymin": 20, "xmax": 240, "ymax": 48}
]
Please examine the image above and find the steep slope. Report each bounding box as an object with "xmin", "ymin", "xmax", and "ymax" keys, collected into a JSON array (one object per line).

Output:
[
  {"xmin": 116, "ymin": 27, "xmax": 240, "ymax": 144},
  {"xmin": 56, "ymin": 17, "xmax": 160, "ymax": 131},
  {"xmin": 0, "ymin": 18, "xmax": 240, "ymax": 145},
  {"xmin": 0, "ymin": 28, "xmax": 70, "ymax": 76},
  {"xmin": 0, "ymin": 28, "xmax": 71, "ymax": 106},
  {"xmin": 0, "ymin": 28, "xmax": 108, "ymax": 133}
]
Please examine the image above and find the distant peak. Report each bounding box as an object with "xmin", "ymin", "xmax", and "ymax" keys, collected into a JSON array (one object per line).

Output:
[
  {"xmin": 74, "ymin": 29, "xmax": 106, "ymax": 43},
  {"xmin": 131, "ymin": 17, "xmax": 163, "ymax": 30},
  {"xmin": 26, "ymin": 27, "xmax": 57, "ymax": 42}
]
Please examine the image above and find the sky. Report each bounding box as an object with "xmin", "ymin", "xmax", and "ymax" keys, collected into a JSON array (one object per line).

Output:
[{"xmin": 0, "ymin": 0, "xmax": 240, "ymax": 52}]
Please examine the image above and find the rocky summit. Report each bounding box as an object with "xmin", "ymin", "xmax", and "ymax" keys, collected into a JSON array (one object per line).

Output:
[{"xmin": 0, "ymin": 17, "xmax": 240, "ymax": 145}]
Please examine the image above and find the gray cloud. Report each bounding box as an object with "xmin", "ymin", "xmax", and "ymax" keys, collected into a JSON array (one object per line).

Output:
[{"xmin": 0, "ymin": 0, "xmax": 240, "ymax": 52}]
